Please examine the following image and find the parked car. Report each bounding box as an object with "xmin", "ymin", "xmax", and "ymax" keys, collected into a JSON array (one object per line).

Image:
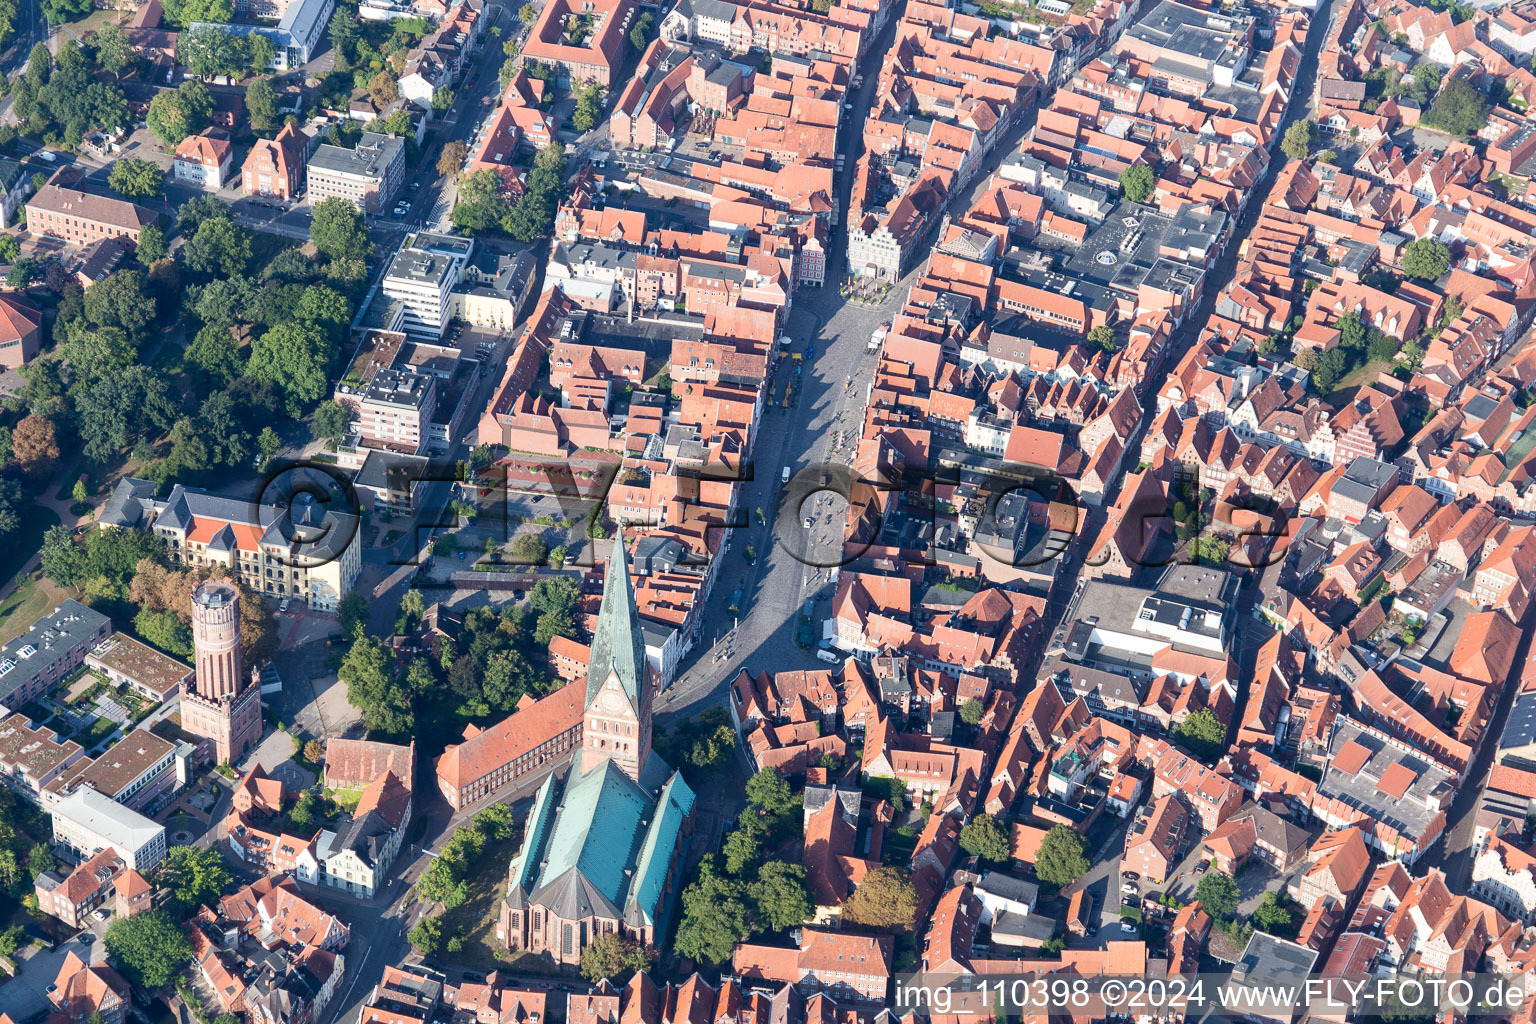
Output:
[
  {"xmin": 279, "ymin": 598, "xmax": 290, "ymax": 612},
  {"xmin": 803, "ymin": 517, "xmax": 813, "ymax": 529},
  {"xmin": 1121, "ymin": 922, "xmax": 1137, "ymax": 934},
  {"xmin": 78, "ymin": 933, "xmax": 94, "ymax": 945},
  {"xmin": 1121, "ymin": 871, "xmax": 1140, "ymax": 881}
]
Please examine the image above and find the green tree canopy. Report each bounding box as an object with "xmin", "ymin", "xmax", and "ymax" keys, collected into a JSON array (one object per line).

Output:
[
  {"xmin": 841, "ymin": 865, "xmax": 919, "ymax": 930},
  {"xmin": 1401, "ymin": 237, "xmax": 1451, "ymax": 281},
  {"xmin": 152, "ymin": 845, "xmax": 231, "ymax": 917},
  {"xmin": 247, "ymin": 76, "xmax": 279, "ymax": 130},
  {"xmin": 1427, "ymin": 78, "xmax": 1487, "ymax": 136},
  {"xmin": 339, "ymin": 635, "xmax": 414, "ymax": 735},
  {"xmin": 246, "ymin": 322, "xmax": 335, "ymax": 416},
  {"xmin": 673, "ymin": 866, "xmax": 754, "ymax": 964},
  {"xmin": 579, "ymin": 932, "xmax": 652, "ymax": 983},
  {"xmin": 1118, "ymin": 163, "xmax": 1154, "ymax": 203},
  {"xmin": 749, "ymin": 859, "xmax": 814, "ymax": 931},
  {"xmin": 310, "ymin": 197, "xmax": 373, "ymax": 262},
  {"xmin": 104, "ymin": 910, "xmax": 192, "ymax": 989},
  {"xmin": 1280, "ymin": 120, "xmax": 1315, "ymax": 160},
  {"xmin": 1172, "ymin": 708, "xmax": 1226, "ymax": 761},
  {"xmin": 1253, "ymin": 890, "xmax": 1296, "ymax": 935},
  {"xmin": 108, "ymin": 158, "xmax": 164, "ymax": 198},
  {"xmin": 959, "ymin": 813, "xmax": 1011, "ymax": 864},
  {"xmin": 1035, "ymin": 825, "xmax": 1089, "ymax": 886},
  {"xmin": 1195, "ymin": 871, "xmax": 1240, "ymax": 921}
]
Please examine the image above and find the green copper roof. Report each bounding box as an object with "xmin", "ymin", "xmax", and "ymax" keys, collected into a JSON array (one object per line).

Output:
[
  {"xmin": 584, "ymin": 531, "xmax": 648, "ymax": 712},
  {"xmin": 624, "ymin": 770, "xmax": 696, "ymax": 928},
  {"xmin": 507, "ymin": 773, "xmax": 558, "ymax": 902},
  {"xmin": 530, "ymin": 759, "xmax": 650, "ymax": 920}
]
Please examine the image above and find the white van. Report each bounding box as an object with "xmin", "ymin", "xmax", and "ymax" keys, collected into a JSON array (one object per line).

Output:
[{"xmin": 816, "ymin": 648, "xmax": 840, "ymax": 663}]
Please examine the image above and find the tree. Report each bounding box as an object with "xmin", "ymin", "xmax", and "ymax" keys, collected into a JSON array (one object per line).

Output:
[
  {"xmin": 1119, "ymin": 163, "xmax": 1154, "ymax": 203},
  {"xmin": 580, "ymin": 933, "xmax": 652, "ymax": 983},
  {"xmin": 247, "ymin": 322, "xmax": 334, "ymax": 416},
  {"xmin": 185, "ymin": 216, "xmax": 251, "ymax": 278},
  {"xmin": 1281, "ymin": 120, "xmax": 1315, "ymax": 160},
  {"xmin": 136, "ymin": 224, "xmax": 166, "ymax": 264},
  {"xmin": 339, "ymin": 635, "xmax": 414, "ymax": 735},
  {"xmin": 369, "ymin": 70, "xmax": 400, "ymax": 108},
  {"xmin": 1309, "ymin": 347, "xmax": 1349, "ymax": 394},
  {"xmin": 146, "ymin": 91, "xmax": 193, "ymax": 146},
  {"xmin": 177, "ymin": 26, "xmax": 247, "ymax": 80},
  {"xmin": 153, "ymin": 846, "xmax": 231, "ymax": 917},
  {"xmin": 629, "ymin": 11, "xmax": 654, "ymax": 51},
  {"xmin": 104, "ymin": 910, "xmax": 192, "ymax": 989},
  {"xmin": 1253, "ymin": 891, "xmax": 1295, "ymax": 935},
  {"xmin": 959, "ymin": 814, "xmax": 1011, "ymax": 864},
  {"xmin": 842, "ymin": 865, "xmax": 919, "ymax": 930},
  {"xmin": 247, "ymin": 76, "xmax": 279, "ymax": 130},
  {"xmin": 452, "ymin": 169, "xmax": 511, "ymax": 232},
  {"xmin": 1172, "ymin": 708, "xmax": 1226, "ymax": 760},
  {"xmin": 1402, "ymin": 237, "xmax": 1451, "ymax": 281},
  {"xmin": 959, "ymin": 698, "xmax": 984, "ymax": 725},
  {"xmin": 311, "ymin": 399, "xmax": 351, "ymax": 440},
  {"xmin": 407, "ymin": 914, "xmax": 444, "ymax": 953},
  {"xmin": 40, "ymin": 0, "xmax": 90, "ymax": 23},
  {"xmin": 1087, "ymin": 325, "xmax": 1117, "ymax": 352},
  {"xmin": 84, "ymin": 268, "xmax": 157, "ymax": 342},
  {"xmin": 0, "ymin": 236, "xmax": 18, "ymax": 264},
  {"xmin": 518, "ymin": 2, "xmax": 536, "ymax": 21},
  {"xmin": 674, "ymin": 868, "xmax": 754, "ymax": 963},
  {"xmin": 473, "ymin": 801, "xmax": 517, "ymax": 843},
  {"xmin": 108, "ymin": 158, "xmax": 164, "ymax": 199},
  {"xmin": 722, "ymin": 817, "xmax": 765, "ymax": 875},
  {"xmin": 247, "ymin": 33, "xmax": 276, "ymax": 74},
  {"xmin": 12, "ymin": 413, "xmax": 59, "ymax": 475},
  {"xmin": 5, "ymin": 258, "xmax": 34, "ymax": 290},
  {"xmin": 1035, "ymin": 826, "xmax": 1090, "ymax": 886},
  {"xmin": 136, "ymin": 607, "xmax": 193, "ymax": 656},
  {"xmin": 745, "ymin": 768, "xmax": 797, "ymax": 821},
  {"xmin": 94, "ymin": 23, "xmax": 135, "ymax": 75},
  {"xmin": 26, "ymin": 842, "xmax": 57, "ymax": 880},
  {"xmin": 310, "ymin": 197, "xmax": 373, "ymax": 262},
  {"xmin": 75, "ymin": 366, "xmax": 176, "ymax": 462},
  {"xmin": 572, "ymin": 84, "xmax": 603, "ymax": 131},
  {"xmin": 338, "ymin": 590, "xmax": 369, "ymax": 639},
  {"xmin": 431, "ymin": 86, "xmax": 454, "ymax": 115},
  {"xmin": 530, "ymin": 576, "xmax": 579, "ymax": 615},
  {"xmin": 1191, "ymin": 535, "xmax": 1229, "ymax": 568},
  {"xmin": 510, "ymin": 533, "xmax": 548, "ymax": 563},
  {"xmin": 749, "ymin": 860, "xmax": 814, "ymax": 931},
  {"xmin": 40, "ymin": 524, "xmax": 84, "ymax": 586},
  {"xmin": 1195, "ymin": 871, "xmax": 1239, "ymax": 921},
  {"xmin": 251, "ymin": 427, "xmax": 281, "ymax": 464},
  {"xmin": 501, "ymin": 143, "xmax": 567, "ymax": 241},
  {"xmin": 438, "ymin": 140, "xmax": 468, "ymax": 179},
  {"xmin": 1428, "ymin": 78, "xmax": 1487, "ymax": 136},
  {"xmin": 328, "ymin": 6, "xmax": 359, "ymax": 66}
]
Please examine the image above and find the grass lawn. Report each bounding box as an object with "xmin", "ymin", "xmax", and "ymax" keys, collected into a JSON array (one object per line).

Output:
[
  {"xmin": 436, "ymin": 835, "xmax": 562, "ymax": 974},
  {"xmin": 250, "ymin": 230, "xmax": 299, "ymax": 271},
  {"xmin": 0, "ymin": 504, "xmax": 66, "ymax": 643},
  {"xmin": 1333, "ymin": 357, "xmax": 1392, "ymax": 393}
]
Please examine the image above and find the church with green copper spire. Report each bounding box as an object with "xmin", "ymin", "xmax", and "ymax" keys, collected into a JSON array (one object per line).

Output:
[{"xmin": 495, "ymin": 532, "xmax": 695, "ymax": 966}]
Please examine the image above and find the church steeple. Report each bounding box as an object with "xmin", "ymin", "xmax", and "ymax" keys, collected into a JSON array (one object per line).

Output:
[{"xmin": 578, "ymin": 531, "xmax": 652, "ymax": 782}]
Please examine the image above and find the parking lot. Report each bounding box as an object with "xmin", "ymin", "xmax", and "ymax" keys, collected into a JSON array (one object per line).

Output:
[{"xmin": 0, "ymin": 927, "xmax": 108, "ymax": 1022}]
